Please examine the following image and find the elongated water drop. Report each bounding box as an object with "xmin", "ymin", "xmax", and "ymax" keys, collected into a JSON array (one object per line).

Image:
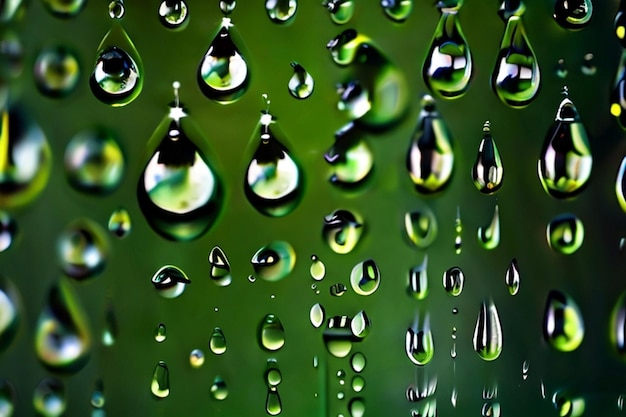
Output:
[
  {"xmin": 443, "ymin": 266, "xmax": 464, "ymax": 296},
  {"xmin": 251, "ymin": 241, "xmax": 295, "ymax": 282},
  {"xmin": 108, "ymin": 207, "xmax": 131, "ymax": 238},
  {"xmin": 617, "ymin": 1, "xmax": 626, "ymax": 47},
  {"xmin": 538, "ymin": 87, "xmax": 592, "ymax": 199},
  {"xmin": 472, "ymin": 122, "xmax": 503, "ymax": 194},
  {"xmin": 325, "ymin": 122, "xmax": 373, "ymax": 188},
  {"xmin": 404, "ymin": 206, "xmax": 437, "ymax": 249},
  {"xmin": 322, "ymin": 0, "xmax": 354, "ymax": 24},
  {"xmin": 0, "ymin": 276, "xmax": 20, "ymax": 352},
  {"xmin": 543, "ymin": 290, "xmax": 584, "ymax": 352},
  {"xmin": 552, "ymin": 391, "xmax": 586, "ymax": 417},
  {"xmin": 266, "ymin": 387, "xmax": 282, "ymax": 415},
  {"xmin": 619, "ymin": 394, "xmax": 625, "ymax": 411},
  {"xmin": 477, "ymin": 204, "xmax": 500, "ymax": 250},
  {"xmin": 351, "ymin": 310, "xmax": 371, "ymax": 339},
  {"xmin": 259, "ymin": 314, "xmax": 285, "ymax": 351},
  {"xmin": 407, "ymin": 255, "xmax": 428, "ymax": 300},
  {"xmin": 546, "ymin": 213, "xmax": 584, "ymax": 255},
  {"xmin": 324, "ymin": 315, "xmax": 355, "ymax": 358},
  {"xmin": 0, "ymin": 379, "xmax": 15, "ymax": 417},
  {"xmin": 150, "ymin": 361, "xmax": 170, "ymax": 398},
  {"xmin": 197, "ymin": 17, "xmax": 249, "ymax": 103},
  {"xmin": 209, "ymin": 327, "xmax": 226, "ymax": 354},
  {"xmin": 42, "ymin": 0, "xmax": 85, "ymax": 18},
  {"xmin": 505, "ymin": 258, "xmax": 520, "ymax": 295},
  {"xmin": 137, "ymin": 82, "xmax": 223, "ymax": 241},
  {"xmin": 454, "ymin": 206, "xmax": 462, "ymax": 254},
  {"xmin": 56, "ymin": 218, "xmax": 109, "ymax": 281},
  {"xmin": 381, "ymin": 0, "xmax": 412, "ymax": 22},
  {"xmin": 322, "ymin": 209, "xmax": 363, "ymax": 254},
  {"xmin": 210, "ymin": 376, "xmax": 228, "ymax": 400},
  {"xmin": 553, "ymin": 0, "xmax": 592, "ymax": 30},
  {"xmin": 208, "ymin": 246, "xmax": 231, "ymax": 286},
  {"xmin": 33, "ymin": 378, "xmax": 65, "ymax": 417},
  {"xmin": 266, "ymin": 0, "xmax": 296, "ymax": 24},
  {"xmin": 473, "ymin": 300, "xmax": 503, "ymax": 361},
  {"xmin": 158, "ymin": 0, "xmax": 189, "ymax": 30},
  {"xmin": 611, "ymin": 291, "xmax": 626, "ymax": 358},
  {"xmin": 35, "ymin": 280, "xmax": 92, "ymax": 373},
  {"xmin": 310, "ymin": 303, "xmax": 325, "ymax": 328},
  {"xmin": 611, "ymin": 50, "xmax": 626, "ymax": 130},
  {"xmin": 34, "ymin": 46, "xmax": 80, "ymax": 98},
  {"xmin": 406, "ymin": 316, "xmax": 434, "ymax": 366},
  {"xmin": 423, "ymin": 1, "xmax": 472, "ymax": 98},
  {"xmin": 287, "ymin": 62, "xmax": 313, "ymax": 99},
  {"xmin": 151, "ymin": 265, "xmax": 191, "ymax": 298},
  {"xmin": 350, "ymin": 259, "xmax": 380, "ymax": 296},
  {"xmin": 101, "ymin": 302, "xmax": 118, "ymax": 346},
  {"xmin": 407, "ymin": 95, "xmax": 454, "ymax": 194},
  {"xmin": 154, "ymin": 322, "xmax": 166, "ymax": 342}
]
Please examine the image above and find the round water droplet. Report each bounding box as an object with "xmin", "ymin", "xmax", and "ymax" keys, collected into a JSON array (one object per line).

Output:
[
  {"xmin": 350, "ymin": 259, "xmax": 380, "ymax": 296},
  {"xmin": 351, "ymin": 310, "xmax": 371, "ymax": 339},
  {"xmin": 251, "ymin": 241, "xmax": 295, "ymax": 282},
  {"xmin": 555, "ymin": 58, "xmax": 568, "ymax": 79},
  {"xmin": 477, "ymin": 204, "xmax": 500, "ymax": 250},
  {"xmin": 349, "ymin": 397, "xmax": 366, "ymax": 417},
  {"xmin": 553, "ymin": 0, "xmax": 592, "ymax": 30},
  {"xmin": 219, "ymin": 0, "xmax": 235, "ymax": 14},
  {"xmin": 443, "ymin": 266, "xmax": 464, "ymax": 296},
  {"xmin": 210, "ymin": 376, "xmax": 228, "ymax": 400},
  {"xmin": 151, "ymin": 265, "xmax": 191, "ymax": 299},
  {"xmin": 404, "ymin": 206, "xmax": 437, "ymax": 249},
  {"xmin": 322, "ymin": 0, "xmax": 354, "ymax": 24},
  {"xmin": 407, "ymin": 255, "xmax": 428, "ymax": 300},
  {"xmin": 323, "ymin": 315, "xmax": 354, "ymax": 358},
  {"xmin": 546, "ymin": 213, "xmax": 584, "ymax": 255},
  {"xmin": 288, "ymin": 62, "xmax": 314, "ymax": 99},
  {"xmin": 265, "ymin": 359, "xmax": 282, "ymax": 387},
  {"xmin": 0, "ymin": 276, "xmax": 20, "ymax": 353},
  {"xmin": 309, "ymin": 255, "xmax": 326, "ymax": 281},
  {"xmin": 150, "ymin": 361, "xmax": 170, "ymax": 398},
  {"xmin": 56, "ymin": 219, "xmax": 108, "ymax": 281},
  {"xmin": 405, "ymin": 319, "xmax": 434, "ymax": 366},
  {"xmin": 505, "ymin": 258, "xmax": 520, "ymax": 295},
  {"xmin": 90, "ymin": 379, "xmax": 105, "ymax": 409},
  {"xmin": 0, "ymin": 29, "xmax": 23, "ymax": 80},
  {"xmin": 33, "ymin": 378, "xmax": 65, "ymax": 417},
  {"xmin": 350, "ymin": 352, "xmax": 366, "ymax": 373},
  {"xmin": 381, "ymin": 0, "xmax": 412, "ymax": 22},
  {"xmin": 189, "ymin": 348, "xmax": 205, "ymax": 368},
  {"xmin": 259, "ymin": 314, "xmax": 286, "ymax": 351},
  {"xmin": 33, "ymin": 45, "xmax": 80, "ymax": 98},
  {"xmin": 208, "ymin": 246, "xmax": 231, "ymax": 287},
  {"xmin": 0, "ymin": 211, "xmax": 16, "ymax": 252},
  {"xmin": 543, "ymin": 290, "xmax": 584, "ymax": 352},
  {"xmin": 158, "ymin": 0, "xmax": 189, "ymax": 30},
  {"xmin": 551, "ymin": 391, "xmax": 586, "ymax": 417},
  {"xmin": 154, "ymin": 322, "xmax": 166, "ymax": 342},
  {"xmin": 310, "ymin": 303, "xmax": 325, "ymax": 329},
  {"xmin": 35, "ymin": 280, "xmax": 92, "ymax": 373},
  {"xmin": 322, "ymin": 209, "xmax": 363, "ymax": 254},
  {"xmin": 209, "ymin": 327, "xmax": 226, "ymax": 355},
  {"xmin": 352, "ymin": 376, "xmax": 365, "ymax": 393},
  {"xmin": 265, "ymin": 0, "xmax": 297, "ymax": 23},
  {"xmin": 266, "ymin": 386, "xmax": 282, "ymax": 415},
  {"xmin": 42, "ymin": 0, "xmax": 86, "ymax": 18},
  {"xmin": 108, "ymin": 207, "xmax": 131, "ymax": 238},
  {"xmin": 0, "ymin": 379, "xmax": 15, "ymax": 417},
  {"xmin": 472, "ymin": 122, "xmax": 503, "ymax": 193},
  {"xmin": 472, "ymin": 300, "xmax": 503, "ymax": 361},
  {"xmin": 325, "ymin": 122, "xmax": 374, "ymax": 188}
]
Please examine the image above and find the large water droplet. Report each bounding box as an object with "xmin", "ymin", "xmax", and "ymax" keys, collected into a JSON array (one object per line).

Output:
[
  {"xmin": 352, "ymin": 376, "xmax": 365, "ymax": 392},
  {"xmin": 150, "ymin": 361, "xmax": 170, "ymax": 398},
  {"xmin": 209, "ymin": 327, "xmax": 227, "ymax": 354},
  {"xmin": 108, "ymin": 206, "xmax": 131, "ymax": 238},
  {"xmin": 472, "ymin": 300, "xmax": 503, "ymax": 361},
  {"xmin": 322, "ymin": 209, "xmax": 363, "ymax": 254},
  {"xmin": 0, "ymin": 276, "xmax": 20, "ymax": 353},
  {"xmin": 551, "ymin": 390, "xmax": 586, "ymax": 417},
  {"xmin": 617, "ymin": 157, "xmax": 626, "ymax": 213},
  {"xmin": 472, "ymin": 122, "xmax": 503, "ymax": 194},
  {"xmin": 0, "ymin": 0, "xmax": 24, "ymax": 24},
  {"xmin": 151, "ymin": 265, "xmax": 191, "ymax": 299},
  {"xmin": 580, "ymin": 52, "xmax": 596, "ymax": 76},
  {"xmin": 154, "ymin": 322, "xmax": 167, "ymax": 342},
  {"xmin": 505, "ymin": 258, "xmax": 520, "ymax": 295},
  {"xmin": 350, "ymin": 259, "xmax": 380, "ymax": 296},
  {"xmin": 477, "ymin": 204, "xmax": 500, "ymax": 250},
  {"xmin": 42, "ymin": 0, "xmax": 85, "ymax": 17},
  {"xmin": 546, "ymin": 213, "xmax": 584, "ymax": 255},
  {"xmin": 423, "ymin": 2, "xmax": 472, "ymax": 98},
  {"xmin": 138, "ymin": 83, "xmax": 223, "ymax": 241},
  {"xmin": 404, "ymin": 206, "xmax": 437, "ymax": 249},
  {"xmin": 310, "ymin": 303, "xmax": 325, "ymax": 328},
  {"xmin": 34, "ymin": 280, "xmax": 92, "ymax": 373},
  {"xmin": 259, "ymin": 314, "xmax": 285, "ymax": 351},
  {"xmin": 198, "ymin": 17, "xmax": 249, "ymax": 103},
  {"xmin": 407, "ymin": 95, "xmax": 454, "ymax": 194},
  {"xmin": 553, "ymin": 0, "xmax": 592, "ymax": 30},
  {"xmin": 522, "ymin": 360, "xmax": 530, "ymax": 380},
  {"xmin": 349, "ymin": 397, "xmax": 366, "ymax": 417},
  {"xmin": 543, "ymin": 290, "xmax": 584, "ymax": 352},
  {"xmin": 208, "ymin": 246, "xmax": 231, "ymax": 286},
  {"xmin": 210, "ymin": 375, "xmax": 228, "ymax": 400},
  {"xmin": 0, "ymin": 379, "xmax": 15, "ymax": 417},
  {"xmin": 611, "ymin": 50, "xmax": 626, "ymax": 130},
  {"xmin": 407, "ymin": 255, "xmax": 428, "ymax": 300},
  {"xmin": 324, "ymin": 315, "xmax": 355, "ymax": 358},
  {"xmin": 351, "ymin": 310, "xmax": 371, "ymax": 339},
  {"xmin": 33, "ymin": 378, "xmax": 65, "ymax": 417},
  {"xmin": 251, "ymin": 241, "xmax": 295, "ymax": 282},
  {"xmin": 287, "ymin": 62, "xmax": 313, "ymax": 99},
  {"xmin": 481, "ymin": 402, "xmax": 501, "ymax": 417},
  {"xmin": 325, "ymin": 122, "xmax": 373, "ymax": 188},
  {"xmin": 351, "ymin": 352, "xmax": 366, "ymax": 373},
  {"xmin": 158, "ymin": 0, "xmax": 189, "ymax": 30},
  {"xmin": 265, "ymin": 0, "xmax": 297, "ymax": 24},
  {"xmin": 56, "ymin": 218, "xmax": 109, "ymax": 281},
  {"xmin": 33, "ymin": 45, "xmax": 80, "ymax": 98},
  {"xmin": 266, "ymin": 387, "xmax": 282, "ymax": 415},
  {"xmin": 538, "ymin": 88, "xmax": 592, "ymax": 199},
  {"xmin": 443, "ymin": 266, "xmax": 464, "ymax": 296},
  {"xmin": 381, "ymin": 0, "xmax": 412, "ymax": 22},
  {"xmin": 406, "ymin": 316, "xmax": 434, "ymax": 366}
]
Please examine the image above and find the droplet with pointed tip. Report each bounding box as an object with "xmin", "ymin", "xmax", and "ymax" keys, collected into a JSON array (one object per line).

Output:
[
  {"xmin": 611, "ymin": 50, "xmax": 626, "ymax": 130},
  {"xmin": 0, "ymin": 379, "xmax": 15, "ymax": 416},
  {"xmin": 381, "ymin": 0, "xmax": 412, "ymax": 22},
  {"xmin": 310, "ymin": 255, "xmax": 325, "ymax": 280},
  {"xmin": 101, "ymin": 302, "xmax": 118, "ymax": 347},
  {"xmin": 219, "ymin": 0, "xmax": 235, "ymax": 14},
  {"xmin": 33, "ymin": 378, "xmax": 65, "ymax": 417},
  {"xmin": 325, "ymin": 122, "xmax": 373, "ymax": 188},
  {"xmin": 197, "ymin": 17, "xmax": 249, "ymax": 103},
  {"xmin": 443, "ymin": 266, "xmax": 464, "ymax": 296},
  {"xmin": 90, "ymin": 379, "xmax": 105, "ymax": 409},
  {"xmin": 251, "ymin": 241, "xmax": 295, "ymax": 282},
  {"xmin": 266, "ymin": 387, "xmax": 282, "ymax": 415},
  {"xmin": 404, "ymin": 206, "xmax": 437, "ymax": 249},
  {"xmin": 546, "ymin": 213, "xmax": 584, "ymax": 255},
  {"xmin": 472, "ymin": 300, "xmax": 503, "ymax": 361},
  {"xmin": 209, "ymin": 327, "xmax": 226, "ymax": 354},
  {"xmin": 288, "ymin": 62, "xmax": 314, "ymax": 99},
  {"xmin": 351, "ymin": 310, "xmax": 371, "ymax": 339},
  {"xmin": 0, "ymin": 0, "xmax": 24, "ymax": 23},
  {"xmin": 323, "ymin": 315, "xmax": 355, "ymax": 358},
  {"xmin": 505, "ymin": 258, "xmax": 520, "ymax": 295},
  {"xmin": 481, "ymin": 402, "xmax": 501, "ymax": 417},
  {"xmin": 210, "ymin": 376, "xmax": 228, "ymax": 400},
  {"xmin": 310, "ymin": 303, "xmax": 325, "ymax": 328},
  {"xmin": 538, "ymin": 88, "xmax": 592, "ymax": 199},
  {"xmin": 150, "ymin": 361, "xmax": 170, "ymax": 398},
  {"xmin": 34, "ymin": 46, "xmax": 80, "ymax": 98},
  {"xmin": 407, "ymin": 95, "xmax": 455, "ymax": 194},
  {"xmin": 472, "ymin": 122, "xmax": 503, "ymax": 194},
  {"xmin": 259, "ymin": 314, "xmax": 286, "ymax": 351},
  {"xmin": 322, "ymin": 209, "xmax": 363, "ymax": 254},
  {"xmin": 108, "ymin": 207, "xmax": 131, "ymax": 238},
  {"xmin": 616, "ymin": 1, "xmax": 626, "ymax": 47},
  {"xmin": 553, "ymin": 0, "xmax": 592, "ymax": 30},
  {"xmin": 158, "ymin": 0, "xmax": 189, "ymax": 30},
  {"xmin": 0, "ymin": 276, "xmax": 20, "ymax": 352},
  {"xmin": 266, "ymin": 0, "xmax": 297, "ymax": 24},
  {"xmin": 580, "ymin": 52, "xmax": 596, "ymax": 76},
  {"xmin": 477, "ymin": 204, "xmax": 500, "ymax": 250},
  {"xmin": 34, "ymin": 280, "xmax": 92, "ymax": 373},
  {"xmin": 350, "ymin": 259, "xmax": 380, "ymax": 296},
  {"xmin": 406, "ymin": 316, "xmax": 434, "ymax": 366},
  {"xmin": 551, "ymin": 391, "xmax": 586, "ymax": 417},
  {"xmin": 151, "ymin": 265, "xmax": 191, "ymax": 299},
  {"xmin": 154, "ymin": 322, "xmax": 166, "ymax": 342},
  {"xmin": 407, "ymin": 256, "xmax": 428, "ymax": 300},
  {"xmin": 56, "ymin": 218, "xmax": 109, "ymax": 281},
  {"xmin": 208, "ymin": 246, "xmax": 231, "ymax": 286},
  {"xmin": 42, "ymin": 0, "xmax": 85, "ymax": 17},
  {"xmin": 423, "ymin": 2, "xmax": 473, "ymax": 98},
  {"xmin": 543, "ymin": 290, "xmax": 584, "ymax": 352}
]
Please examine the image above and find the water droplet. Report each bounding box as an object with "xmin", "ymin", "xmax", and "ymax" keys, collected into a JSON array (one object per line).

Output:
[
  {"xmin": 0, "ymin": 107, "xmax": 51, "ymax": 209},
  {"xmin": 0, "ymin": 212, "xmax": 16, "ymax": 252},
  {"xmin": 198, "ymin": 17, "xmax": 249, "ymax": 103},
  {"xmin": 352, "ymin": 376, "xmax": 365, "ymax": 392},
  {"xmin": 322, "ymin": 209, "xmax": 363, "ymax": 254},
  {"xmin": 287, "ymin": 62, "xmax": 314, "ymax": 99},
  {"xmin": 404, "ymin": 206, "xmax": 438, "ymax": 249},
  {"xmin": 406, "ymin": 316, "xmax": 434, "ymax": 366},
  {"xmin": 108, "ymin": 207, "xmax": 131, "ymax": 239},
  {"xmin": 543, "ymin": 290, "xmax": 584, "ymax": 352},
  {"xmin": 207, "ymin": 246, "xmax": 231, "ymax": 287},
  {"xmin": 251, "ymin": 241, "xmax": 295, "ymax": 282},
  {"xmin": 423, "ymin": 2, "xmax": 473, "ymax": 98},
  {"xmin": 219, "ymin": 0, "xmax": 236, "ymax": 15},
  {"xmin": 151, "ymin": 361, "xmax": 170, "ymax": 398},
  {"xmin": 56, "ymin": 218, "xmax": 108, "ymax": 281},
  {"xmin": 612, "ymin": 50, "xmax": 626, "ymax": 130},
  {"xmin": 481, "ymin": 402, "xmax": 501, "ymax": 417},
  {"xmin": 33, "ymin": 45, "xmax": 80, "ymax": 98},
  {"xmin": 210, "ymin": 376, "xmax": 228, "ymax": 400},
  {"xmin": 158, "ymin": 0, "xmax": 189, "ymax": 30},
  {"xmin": 0, "ymin": 29, "xmax": 23, "ymax": 80},
  {"xmin": 551, "ymin": 391, "xmax": 586, "ymax": 417},
  {"xmin": 505, "ymin": 258, "xmax": 520, "ymax": 295},
  {"xmin": 154, "ymin": 322, "xmax": 167, "ymax": 342},
  {"xmin": 101, "ymin": 302, "xmax": 118, "ymax": 346},
  {"xmin": 540, "ymin": 380, "xmax": 546, "ymax": 399},
  {"xmin": 407, "ymin": 95, "xmax": 455, "ymax": 194},
  {"xmin": 330, "ymin": 283, "xmax": 348, "ymax": 297},
  {"xmin": 209, "ymin": 326, "xmax": 227, "ymax": 354},
  {"xmin": 454, "ymin": 206, "xmax": 462, "ymax": 254},
  {"xmin": 555, "ymin": 58, "xmax": 568, "ymax": 78},
  {"xmin": 407, "ymin": 255, "xmax": 428, "ymax": 300},
  {"xmin": 611, "ymin": 291, "xmax": 626, "ymax": 358},
  {"xmin": 265, "ymin": 0, "xmax": 297, "ymax": 23},
  {"xmin": 443, "ymin": 266, "xmax": 464, "ymax": 297},
  {"xmin": 546, "ymin": 213, "xmax": 584, "ymax": 255},
  {"xmin": 264, "ymin": 359, "xmax": 282, "ymax": 388},
  {"xmin": 452, "ymin": 307, "xmax": 458, "ymax": 315},
  {"xmin": 477, "ymin": 204, "xmax": 500, "ymax": 250},
  {"xmin": 322, "ymin": 0, "xmax": 354, "ymax": 24},
  {"xmin": 350, "ymin": 259, "xmax": 380, "ymax": 296},
  {"xmin": 310, "ymin": 303, "xmax": 325, "ymax": 329},
  {"xmin": 324, "ymin": 315, "xmax": 354, "ymax": 358},
  {"xmin": 553, "ymin": 0, "xmax": 592, "ymax": 30},
  {"xmin": 35, "ymin": 280, "xmax": 92, "ymax": 373},
  {"xmin": 90, "ymin": 2, "xmax": 143, "ymax": 106},
  {"xmin": 451, "ymin": 388, "xmax": 457, "ymax": 407},
  {"xmin": 0, "ymin": 276, "xmax": 19, "ymax": 353},
  {"xmin": 138, "ymin": 83, "xmax": 223, "ymax": 241},
  {"xmin": 42, "ymin": 0, "xmax": 85, "ymax": 17},
  {"xmin": 617, "ymin": 1, "xmax": 626, "ymax": 47},
  {"xmin": 450, "ymin": 342, "xmax": 457, "ymax": 358},
  {"xmin": 33, "ymin": 378, "xmax": 65, "ymax": 417},
  {"xmin": 351, "ymin": 352, "xmax": 366, "ymax": 373},
  {"xmin": 522, "ymin": 360, "xmax": 529, "ymax": 380},
  {"xmin": 351, "ymin": 310, "xmax": 371, "ymax": 339},
  {"xmin": 248, "ymin": 274, "xmax": 256, "ymax": 283},
  {"xmin": 381, "ymin": 0, "xmax": 412, "ymax": 22},
  {"xmin": 349, "ymin": 398, "xmax": 365, "ymax": 417},
  {"xmin": 0, "ymin": 1, "xmax": 24, "ymax": 24},
  {"xmin": 538, "ymin": 88, "xmax": 592, "ymax": 199},
  {"xmin": 618, "ymin": 394, "xmax": 624, "ymax": 411},
  {"xmin": 0, "ymin": 379, "xmax": 15, "ymax": 416},
  {"xmin": 189, "ymin": 348, "xmax": 205, "ymax": 368},
  {"xmin": 259, "ymin": 314, "xmax": 286, "ymax": 351},
  {"xmin": 472, "ymin": 122, "xmax": 503, "ymax": 194},
  {"xmin": 472, "ymin": 299, "xmax": 503, "ymax": 361},
  {"xmin": 580, "ymin": 52, "xmax": 596, "ymax": 76},
  {"xmin": 90, "ymin": 379, "xmax": 105, "ymax": 409},
  {"xmin": 151, "ymin": 265, "xmax": 190, "ymax": 299},
  {"xmin": 325, "ymin": 122, "xmax": 374, "ymax": 188},
  {"xmin": 309, "ymin": 255, "xmax": 325, "ymax": 281}
]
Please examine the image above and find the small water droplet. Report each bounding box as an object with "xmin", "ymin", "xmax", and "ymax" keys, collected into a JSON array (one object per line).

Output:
[
  {"xmin": 546, "ymin": 213, "xmax": 584, "ymax": 255},
  {"xmin": 219, "ymin": 0, "xmax": 236, "ymax": 15},
  {"xmin": 56, "ymin": 218, "xmax": 109, "ymax": 281},
  {"xmin": 151, "ymin": 361, "xmax": 170, "ymax": 398},
  {"xmin": 352, "ymin": 376, "xmax": 365, "ymax": 392},
  {"xmin": 33, "ymin": 378, "xmax": 65, "ymax": 417},
  {"xmin": 442, "ymin": 266, "xmax": 464, "ymax": 296},
  {"xmin": 323, "ymin": 209, "xmax": 363, "ymax": 254},
  {"xmin": 313, "ymin": 355, "xmax": 318, "ymax": 368},
  {"xmin": 407, "ymin": 255, "xmax": 428, "ymax": 300},
  {"xmin": 189, "ymin": 348, "xmax": 205, "ymax": 368},
  {"xmin": 251, "ymin": 241, "xmax": 295, "ymax": 282},
  {"xmin": 0, "ymin": 29, "xmax": 23, "ymax": 80},
  {"xmin": 309, "ymin": 255, "xmax": 325, "ymax": 281},
  {"xmin": 477, "ymin": 204, "xmax": 500, "ymax": 250},
  {"xmin": 310, "ymin": 303, "xmax": 325, "ymax": 328},
  {"xmin": 349, "ymin": 397, "xmax": 365, "ymax": 417},
  {"xmin": 454, "ymin": 206, "xmax": 462, "ymax": 254},
  {"xmin": 209, "ymin": 326, "xmax": 227, "ymax": 354},
  {"xmin": 381, "ymin": 0, "xmax": 412, "ymax": 22},
  {"xmin": 248, "ymin": 275, "xmax": 256, "ymax": 283},
  {"xmin": 0, "ymin": 379, "xmax": 15, "ymax": 416},
  {"xmin": 450, "ymin": 342, "xmax": 457, "ymax": 358},
  {"xmin": 154, "ymin": 323, "xmax": 166, "ymax": 343},
  {"xmin": 33, "ymin": 45, "xmax": 80, "ymax": 98},
  {"xmin": 351, "ymin": 310, "xmax": 371, "ymax": 339},
  {"xmin": 287, "ymin": 62, "xmax": 314, "ymax": 99},
  {"xmin": 555, "ymin": 58, "xmax": 568, "ymax": 78},
  {"xmin": 208, "ymin": 246, "xmax": 231, "ymax": 287},
  {"xmin": 101, "ymin": 302, "xmax": 118, "ymax": 346},
  {"xmin": 505, "ymin": 258, "xmax": 520, "ymax": 295},
  {"xmin": 90, "ymin": 379, "xmax": 105, "ymax": 409},
  {"xmin": 42, "ymin": 0, "xmax": 85, "ymax": 17},
  {"xmin": 618, "ymin": 394, "xmax": 624, "ymax": 411},
  {"xmin": 266, "ymin": 386, "xmax": 282, "ymax": 415},
  {"xmin": 265, "ymin": 359, "xmax": 282, "ymax": 387},
  {"xmin": 350, "ymin": 259, "xmax": 380, "ymax": 296},
  {"xmin": 481, "ymin": 402, "xmax": 501, "ymax": 417},
  {"xmin": 472, "ymin": 299, "xmax": 503, "ymax": 361},
  {"xmin": 324, "ymin": 315, "xmax": 354, "ymax": 358},
  {"xmin": 0, "ymin": 275, "xmax": 19, "ymax": 354},
  {"xmin": 551, "ymin": 391, "xmax": 586, "ymax": 417},
  {"xmin": 553, "ymin": 0, "xmax": 592, "ymax": 30},
  {"xmin": 406, "ymin": 315, "xmax": 434, "ymax": 366},
  {"xmin": 108, "ymin": 207, "xmax": 131, "ymax": 239},
  {"xmin": 158, "ymin": 0, "xmax": 189, "ymax": 30},
  {"xmin": 265, "ymin": 0, "xmax": 297, "ymax": 24},
  {"xmin": 325, "ymin": 122, "xmax": 374, "ymax": 188},
  {"xmin": 259, "ymin": 314, "xmax": 286, "ymax": 351},
  {"xmin": 350, "ymin": 352, "xmax": 366, "ymax": 373},
  {"xmin": 210, "ymin": 375, "xmax": 229, "ymax": 400},
  {"xmin": 522, "ymin": 360, "xmax": 530, "ymax": 380},
  {"xmin": 322, "ymin": 0, "xmax": 354, "ymax": 24},
  {"xmin": 330, "ymin": 283, "xmax": 347, "ymax": 296},
  {"xmin": 543, "ymin": 290, "xmax": 584, "ymax": 352},
  {"xmin": 404, "ymin": 206, "xmax": 437, "ymax": 249},
  {"xmin": 580, "ymin": 52, "xmax": 596, "ymax": 76},
  {"xmin": 151, "ymin": 265, "xmax": 191, "ymax": 299},
  {"xmin": 472, "ymin": 122, "xmax": 503, "ymax": 193}
]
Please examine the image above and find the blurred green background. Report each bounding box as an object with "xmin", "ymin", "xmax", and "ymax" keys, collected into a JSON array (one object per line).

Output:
[{"xmin": 1, "ymin": 0, "xmax": 626, "ymax": 416}]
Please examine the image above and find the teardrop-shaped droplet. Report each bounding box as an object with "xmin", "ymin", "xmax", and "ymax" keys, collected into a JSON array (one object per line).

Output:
[
  {"xmin": 322, "ymin": 0, "xmax": 354, "ymax": 24},
  {"xmin": 553, "ymin": 0, "xmax": 592, "ymax": 30},
  {"xmin": 0, "ymin": 107, "xmax": 52, "ymax": 209},
  {"xmin": 617, "ymin": 1, "xmax": 626, "ymax": 47},
  {"xmin": 454, "ymin": 206, "xmax": 462, "ymax": 254},
  {"xmin": 198, "ymin": 17, "xmax": 249, "ymax": 103},
  {"xmin": 443, "ymin": 266, "xmax": 464, "ymax": 296},
  {"xmin": 325, "ymin": 122, "xmax": 373, "ymax": 188},
  {"xmin": 407, "ymin": 255, "xmax": 428, "ymax": 300},
  {"xmin": 90, "ymin": 2, "xmax": 143, "ymax": 107},
  {"xmin": 151, "ymin": 265, "xmax": 191, "ymax": 299},
  {"xmin": 138, "ymin": 83, "xmax": 223, "ymax": 241},
  {"xmin": 323, "ymin": 315, "xmax": 354, "ymax": 358},
  {"xmin": 505, "ymin": 258, "xmax": 520, "ymax": 295},
  {"xmin": 150, "ymin": 361, "xmax": 170, "ymax": 398},
  {"xmin": 219, "ymin": 0, "xmax": 236, "ymax": 15},
  {"xmin": 381, "ymin": 0, "xmax": 412, "ymax": 22},
  {"xmin": 210, "ymin": 375, "xmax": 228, "ymax": 400},
  {"xmin": 611, "ymin": 50, "xmax": 626, "ymax": 130},
  {"xmin": 352, "ymin": 376, "xmax": 365, "ymax": 393},
  {"xmin": 108, "ymin": 207, "xmax": 131, "ymax": 239},
  {"xmin": 349, "ymin": 397, "xmax": 366, "ymax": 417},
  {"xmin": 472, "ymin": 122, "xmax": 503, "ymax": 194},
  {"xmin": 266, "ymin": 387, "xmax": 282, "ymax": 415},
  {"xmin": 33, "ymin": 45, "xmax": 80, "ymax": 98},
  {"xmin": 154, "ymin": 322, "xmax": 167, "ymax": 342},
  {"xmin": 208, "ymin": 246, "xmax": 231, "ymax": 286},
  {"xmin": 404, "ymin": 206, "xmax": 437, "ymax": 249},
  {"xmin": 543, "ymin": 290, "xmax": 584, "ymax": 352},
  {"xmin": 251, "ymin": 241, "xmax": 295, "ymax": 282},
  {"xmin": 538, "ymin": 88, "xmax": 592, "ymax": 199},
  {"xmin": 491, "ymin": 16, "xmax": 540, "ymax": 107},
  {"xmin": 158, "ymin": 0, "xmax": 189, "ymax": 30},
  {"xmin": 477, "ymin": 204, "xmax": 500, "ymax": 250},
  {"xmin": 322, "ymin": 209, "xmax": 363, "ymax": 254},
  {"xmin": 265, "ymin": 359, "xmax": 282, "ymax": 387},
  {"xmin": 310, "ymin": 303, "xmax": 325, "ymax": 328},
  {"xmin": 423, "ymin": 3, "xmax": 473, "ymax": 98},
  {"xmin": 42, "ymin": 0, "xmax": 85, "ymax": 18},
  {"xmin": 472, "ymin": 300, "xmax": 503, "ymax": 361},
  {"xmin": 259, "ymin": 314, "xmax": 286, "ymax": 351},
  {"xmin": 33, "ymin": 378, "xmax": 65, "ymax": 417},
  {"xmin": 35, "ymin": 280, "xmax": 92, "ymax": 373},
  {"xmin": 265, "ymin": 0, "xmax": 297, "ymax": 24},
  {"xmin": 546, "ymin": 213, "xmax": 584, "ymax": 255},
  {"xmin": 611, "ymin": 291, "xmax": 626, "ymax": 358},
  {"xmin": 287, "ymin": 62, "xmax": 313, "ymax": 99},
  {"xmin": 310, "ymin": 255, "xmax": 325, "ymax": 280},
  {"xmin": 405, "ymin": 317, "xmax": 434, "ymax": 366},
  {"xmin": 407, "ymin": 95, "xmax": 454, "ymax": 194},
  {"xmin": 56, "ymin": 218, "xmax": 109, "ymax": 281},
  {"xmin": 351, "ymin": 310, "xmax": 371, "ymax": 339},
  {"xmin": 351, "ymin": 352, "xmax": 366, "ymax": 373},
  {"xmin": 90, "ymin": 379, "xmax": 105, "ymax": 409},
  {"xmin": 0, "ymin": 379, "xmax": 15, "ymax": 416},
  {"xmin": 350, "ymin": 259, "xmax": 380, "ymax": 296},
  {"xmin": 189, "ymin": 348, "xmax": 205, "ymax": 368},
  {"xmin": 551, "ymin": 391, "xmax": 586, "ymax": 417},
  {"xmin": 617, "ymin": 158, "xmax": 626, "ymax": 214},
  {"xmin": 0, "ymin": 276, "xmax": 20, "ymax": 352},
  {"xmin": 209, "ymin": 327, "xmax": 227, "ymax": 354}
]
